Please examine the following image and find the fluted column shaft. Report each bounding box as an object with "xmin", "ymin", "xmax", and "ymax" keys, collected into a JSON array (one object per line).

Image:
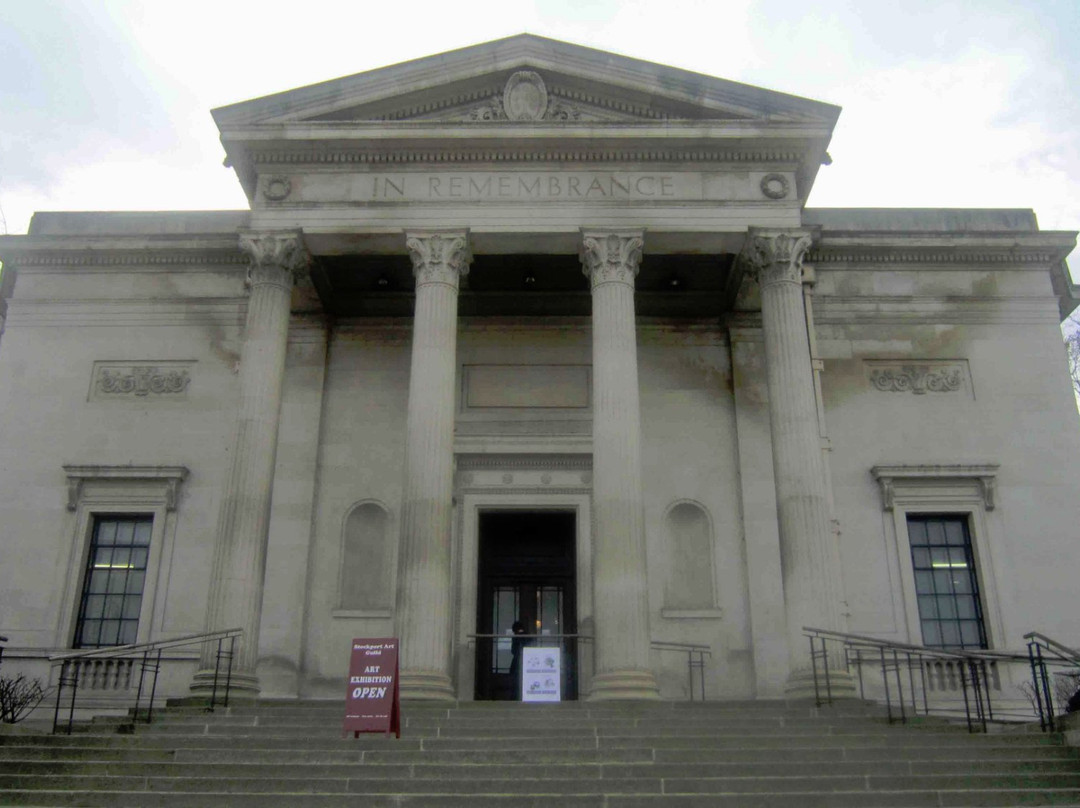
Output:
[
  {"xmin": 395, "ymin": 231, "xmax": 471, "ymax": 700},
  {"xmin": 581, "ymin": 231, "xmax": 659, "ymax": 701},
  {"xmin": 744, "ymin": 229, "xmax": 848, "ymax": 694},
  {"xmin": 196, "ymin": 232, "xmax": 308, "ymax": 691}
]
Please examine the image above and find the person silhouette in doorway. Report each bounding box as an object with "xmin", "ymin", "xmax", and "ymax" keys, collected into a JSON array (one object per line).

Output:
[{"xmin": 509, "ymin": 621, "xmax": 528, "ymax": 700}]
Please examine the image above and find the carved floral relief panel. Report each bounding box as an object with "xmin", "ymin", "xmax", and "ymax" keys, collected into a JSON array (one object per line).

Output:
[
  {"xmin": 864, "ymin": 360, "xmax": 970, "ymax": 397},
  {"xmin": 88, "ymin": 361, "xmax": 194, "ymax": 401}
]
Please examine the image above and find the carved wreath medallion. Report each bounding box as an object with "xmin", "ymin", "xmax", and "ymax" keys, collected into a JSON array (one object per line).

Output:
[
  {"xmin": 263, "ymin": 176, "xmax": 292, "ymax": 202},
  {"xmin": 760, "ymin": 173, "xmax": 790, "ymax": 200}
]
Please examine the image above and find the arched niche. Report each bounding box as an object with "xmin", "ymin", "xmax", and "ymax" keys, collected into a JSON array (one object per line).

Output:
[
  {"xmin": 339, "ymin": 501, "xmax": 393, "ymax": 612},
  {"xmin": 662, "ymin": 500, "xmax": 716, "ymax": 611}
]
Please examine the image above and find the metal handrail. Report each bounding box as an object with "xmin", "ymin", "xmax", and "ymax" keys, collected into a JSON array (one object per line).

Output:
[
  {"xmin": 651, "ymin": 641, "xmax": 712, "ymax": 701},
  {"xmin": 468, "ymin": 634, "xmax": 712, "ymax": 701},
  {"xmin": 1023, "ymin": 631, "xmax": 1080, "ymax": 732},
  {"xmin": 1023, "ymin": 632, "xmax": 1080, "ymax": 663},
  {"xmin": 49, "ymin": 627, "xmax": 242, "ymax": 735},
  {"xmin": 803, "ymin": 626, "xmax": 1047, "ymax": 733}
]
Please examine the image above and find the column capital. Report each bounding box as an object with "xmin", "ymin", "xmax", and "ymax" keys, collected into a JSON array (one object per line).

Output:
[
  {"xmin": 580, "ymin": 230, "xmax": 644, "ymax": 290},
  {"xmin": 405, "ymin": 230, "xmax": 472, "ymax": 289},
  {"xmin": 741, "ymin": 229, "xmax": 814, "ymax": 289},
  {"xmin": 239, "ymin": 230, "xmax": 310, "ymax": 291}
]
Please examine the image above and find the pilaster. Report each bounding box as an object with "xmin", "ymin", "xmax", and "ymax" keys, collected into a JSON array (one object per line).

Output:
[
  {"xmin": 581, "ymin": 230, "xmax": 659, "ymax": 700},
  {"xmin": 395, "ymin": 230, "xmax": 471, "ymax": 700}
]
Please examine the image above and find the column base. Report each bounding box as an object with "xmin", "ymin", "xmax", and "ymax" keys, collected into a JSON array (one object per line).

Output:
[
  {"xmin": 189, "ymin": 669, "xmax": 260, "ymax": 701},
  {"xmin": 784, "ymin": 668, "xmax": 857, "ymax": 701},
  {"xmin": 399, "ymin": 669, "xmax": 456, "ymax": 701},
  {"xmin": 587, "ymin": 670, "xmax": 661, "ymax": 701}
]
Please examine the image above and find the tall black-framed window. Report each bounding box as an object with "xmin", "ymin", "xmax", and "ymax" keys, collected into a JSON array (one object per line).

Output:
[
  {"xmin": 907, "ymin": 514, "xmax": 987, "ymax": 650},
  {"xmin": 73, "ymin": 515, "xmax": 153, "ymax": 648}
]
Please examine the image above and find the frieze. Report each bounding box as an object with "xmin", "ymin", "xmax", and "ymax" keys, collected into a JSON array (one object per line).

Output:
[
  {"xmin": 90, "ymin": 361, "xmax": 194, "ymax": 401},
  {"xmin": 865, "ymin": 361, "xmax": 968, "ymax": 395}
]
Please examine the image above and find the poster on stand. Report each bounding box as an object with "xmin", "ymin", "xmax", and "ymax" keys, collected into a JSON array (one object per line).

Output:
[
  {"xmin": 521, "ymin": 646, "xmax": 561, "ymax": 702},
  {"xmin": 342, "ymin": 637, "xmax": 400, "ymax": 738}
]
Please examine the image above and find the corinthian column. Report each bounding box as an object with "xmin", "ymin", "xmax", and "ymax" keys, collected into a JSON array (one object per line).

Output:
[
  {"xmin": 395, "ymin": 231, "xmax": 471, "ymax": 700},
  {"xmin": 742, "ymin": 228, "xmax": 851, "ymax": 696},
  {"xmin": 194, "ymin": 231, "xmax": 308, "ymax": 695},
  {"xmin": 581, "ymin": 230, "xmax": 659, "ymax": 701}
]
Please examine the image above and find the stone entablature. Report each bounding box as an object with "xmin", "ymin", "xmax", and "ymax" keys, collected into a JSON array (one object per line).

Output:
[{"xmin": 256, "ymin": 170, "xmax": 797, "ymax": 206}]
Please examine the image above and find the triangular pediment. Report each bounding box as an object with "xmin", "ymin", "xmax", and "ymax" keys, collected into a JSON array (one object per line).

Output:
[{"xmin": 213, "ymin": 35, "xmax": 839, "ymax": 129}]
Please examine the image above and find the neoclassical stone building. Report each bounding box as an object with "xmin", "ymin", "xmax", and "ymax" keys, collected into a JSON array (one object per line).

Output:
[{"xmin": 1, "ymin": 35, "xmax": 1077, "ymax": 703}]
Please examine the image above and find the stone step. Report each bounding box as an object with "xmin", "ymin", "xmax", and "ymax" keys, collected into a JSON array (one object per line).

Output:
[
  {"xmin": 4, "ymin": 788, "xmax": 1080, "ymax": 807},
  {"xmin": 5, "ymin": 730, "xmax": 1062, "ymax": 751},
  {"xmin": 5, "ymin": 770, "xmax": 1080, "ymax": 793},
  {"xmin": 3, "ymin": 757, "xmax": 1078, "ymax": 779}
]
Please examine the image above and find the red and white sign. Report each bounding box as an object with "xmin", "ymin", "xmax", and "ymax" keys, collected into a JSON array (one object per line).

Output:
[{"xmin": 342, "ymin": 637, "xmax": 400, "ymax": 738}]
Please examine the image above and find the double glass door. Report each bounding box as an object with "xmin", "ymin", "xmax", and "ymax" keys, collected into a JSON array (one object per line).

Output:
[{"xmin": 475, "ymin": 511, "xmax": 577, "ymax": 700}]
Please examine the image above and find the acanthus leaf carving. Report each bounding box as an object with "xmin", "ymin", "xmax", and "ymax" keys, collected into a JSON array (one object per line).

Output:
[
  {"xmin": 405, "ymin": 231, "xmax": 472, "ymax": 288},
  {"xmin": 580, "ymin": 230, "xmax": 644, "ymax": 289},
  {"xmin": 741, "ymin": 229, "xmax": 814, "ymax": 288},
  {"xmin": 238, "ymin": 231, "xmax": 310, "ymax": 291}
]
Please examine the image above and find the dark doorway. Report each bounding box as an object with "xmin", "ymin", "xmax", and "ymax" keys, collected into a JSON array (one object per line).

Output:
[{"xmin": 475, "ymin": 511, "xmax": 577, "ymax": 701}]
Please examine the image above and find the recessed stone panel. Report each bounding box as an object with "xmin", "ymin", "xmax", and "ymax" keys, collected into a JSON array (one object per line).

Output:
[{"xmin": 463, "ymin": 364, "xmax": 590, "ymax": 410}]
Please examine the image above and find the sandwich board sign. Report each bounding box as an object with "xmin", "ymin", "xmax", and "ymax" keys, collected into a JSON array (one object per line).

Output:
[
  {"xmin": 342, "ymin": 638, "xmax": 400, "ymax": 738},
  {"xmin": 521, "ymin": 646, "xmax": 561, "ymax": 702}
]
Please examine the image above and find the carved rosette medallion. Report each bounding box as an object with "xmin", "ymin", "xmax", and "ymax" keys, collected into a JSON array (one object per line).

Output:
[
  {"xmin": 742, "ymin": 230, "xmax": 814, "ymax": 288},
  {"xmin": 580, "ymin": 231, "xmax": 645, "ymax": 289},
  {"xmin": 869, "ymin": 365, "xmax": 964, "ymax": 394},
  {"xmin": 502, "ymin": 71, "xmax": 548, "ymax": 121},
  {"xmin": 239, "ymin": 231, "xmax": 310, "ymax": 290},
  {"xmin": 405, "ymin": 231, "xmax": 472, "ymax": 288}
]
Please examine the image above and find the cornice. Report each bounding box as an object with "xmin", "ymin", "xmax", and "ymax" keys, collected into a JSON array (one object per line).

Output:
[
  {"xmin": 3, "ymin": 252, "xmax": 248, "ymax": 268},
  {"xmin": 0, "ymin": 236, "xmax": 247, "ymax": 268},
  {"xmin": 809, "ymin": 249, "xmax": 1065, "ymax": 266}
]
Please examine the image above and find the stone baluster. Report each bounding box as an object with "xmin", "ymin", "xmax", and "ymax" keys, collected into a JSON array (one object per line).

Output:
[
  {"xmin": 195, "ymin": 231, "xmax": 308, "ymax": 695},
  {"xmin": 742, "ymin": 228, "xmax": 851, "ymax": 696},
  {"xmin": 395, "ymin": 230, "xmax": 471, "ymax": 700},
  {"xmin": 581, "ymin": 230, "xmax": 660, "ymax": 700}
]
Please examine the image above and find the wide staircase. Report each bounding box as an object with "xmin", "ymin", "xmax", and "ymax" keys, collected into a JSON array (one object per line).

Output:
[{"xmin": 2, "ymin": 699, "xmax": 1079, "ymax": 806}]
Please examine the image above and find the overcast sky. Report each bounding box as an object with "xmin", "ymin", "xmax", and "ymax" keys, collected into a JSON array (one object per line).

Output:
[{"xmin": 1, "ymin": 0, "xmax": 1078, "ymax": 275}]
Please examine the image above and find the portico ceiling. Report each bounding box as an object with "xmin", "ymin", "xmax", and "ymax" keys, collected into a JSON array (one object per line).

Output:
[{"xmin": 311, "ymin": 252, "xmax": 736, "ymax": 318}]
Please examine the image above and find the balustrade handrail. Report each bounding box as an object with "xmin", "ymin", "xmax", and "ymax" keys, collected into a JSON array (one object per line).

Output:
[
  {"xmin": 51, "ymin": 628, "xmax": 242, "ymax": 735},
  {"xmin": 49, "ymin": 628, "xmax": 243, "ymax": 665},
  {"xmin": 805, "ymin": 625, "xmax": 1078, "ymax": 735}
]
